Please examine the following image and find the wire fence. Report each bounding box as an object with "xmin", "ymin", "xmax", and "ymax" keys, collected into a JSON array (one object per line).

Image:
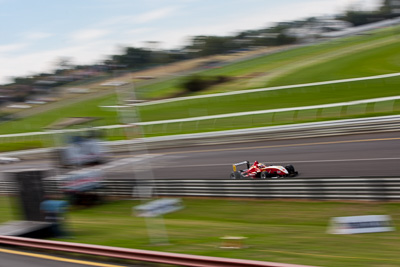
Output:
[{"xmin": 138, "ymin": 98, "xmax": 400, "ymax": 137}]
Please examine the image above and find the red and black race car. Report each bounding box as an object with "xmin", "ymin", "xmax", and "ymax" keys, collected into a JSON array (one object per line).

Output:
[{"xmin": 230, "ymin": 160, "xmax": 298, "ymax": 179}]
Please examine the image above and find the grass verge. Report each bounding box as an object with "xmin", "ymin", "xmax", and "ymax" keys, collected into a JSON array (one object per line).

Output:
[{"xmin": 2, "ymin": 196, "xmax": 400, "ymax": 267}]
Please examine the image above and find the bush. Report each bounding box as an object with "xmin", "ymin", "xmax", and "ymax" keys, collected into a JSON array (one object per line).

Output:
[{"xmin": 182, "ymin": 75, "xmax": 231, "ymax": 93}]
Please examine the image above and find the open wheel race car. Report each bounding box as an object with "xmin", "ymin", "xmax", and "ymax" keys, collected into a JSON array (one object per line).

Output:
[{"xmin": 230, "ymin": 160, "xmax": 298, "ymax": 179}]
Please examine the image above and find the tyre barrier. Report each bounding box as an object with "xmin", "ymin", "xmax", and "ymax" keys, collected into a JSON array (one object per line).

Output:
[
  {"xmin": 2, "ymin": 177, "xmax": 400, "ymax": 201},
  {"xmin": 150, "ymin": 178, "xmax": 400, "ymax": 201}
]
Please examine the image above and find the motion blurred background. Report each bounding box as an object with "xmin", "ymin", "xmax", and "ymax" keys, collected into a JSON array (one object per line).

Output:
[{"xmin": 0, "ymin": 1, "xmax": 400, "ymax": 266}]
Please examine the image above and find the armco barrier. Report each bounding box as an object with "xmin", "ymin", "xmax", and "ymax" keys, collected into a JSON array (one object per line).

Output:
[
  {"xmin": 108, "ymin": 115, "xmax": 400, "ymax": 152},
  {"xmin": 0, "ymin": 235, "xmax": 314, "ymax": 267},
  {"xmin": 3, "ymin": 177, "xmax": 400, "ymax": 201}
]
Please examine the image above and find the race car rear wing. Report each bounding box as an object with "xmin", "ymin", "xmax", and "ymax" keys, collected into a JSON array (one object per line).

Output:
[{"xmin": 232, "ymin": 161, "xmax": 250, "ymax": 171}]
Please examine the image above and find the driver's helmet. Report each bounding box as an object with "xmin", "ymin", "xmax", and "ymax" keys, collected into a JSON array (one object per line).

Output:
[{"xmin": 254, "ymin": 161, "xmax": 259, "ymax": 165}]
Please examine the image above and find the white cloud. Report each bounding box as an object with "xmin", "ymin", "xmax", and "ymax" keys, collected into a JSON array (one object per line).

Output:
[
  {"xmin": 99, "ymin": 6, "xmax": 179, "ymax": 27},
  {"xmin": 22, "ymin": 31, "xmax": 52, "ymax": 41},
  {"xmin": 69, "ymin": 29, "xmax": 110, "ymax": 42},
  {"xmin": 98, "ymin": 15, "xmax": 133, "ymax": 27},
  {"xmin": 0, "ymin": 43, "xmax": 28, "ymax": 54},
  {"xmin": 124, "ymin": 27, "xmax": 156, "ymax": 38},
  {"xmin": 134, "ymin": 6, "xmax": 178, "ymax": 23}
]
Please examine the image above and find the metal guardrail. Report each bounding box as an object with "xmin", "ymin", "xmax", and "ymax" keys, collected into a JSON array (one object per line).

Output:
[
  {"xmin": 3, "ymin": 177, "xmax": 400, "ymax": 201},
  {"xmin": 0, "ymin": 235, "xmax": 314, "ymax": 267},
  {"xmin": 130, "ymin": 115, "xmax": 400, "ymax": 150}
]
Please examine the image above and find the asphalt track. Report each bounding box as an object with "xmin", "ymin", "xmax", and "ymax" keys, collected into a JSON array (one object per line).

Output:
[
  {"xmin": 146, "ymin": 131, "xmax": 400, "ymax": 179},
  {"xmin": 0, "ymin": 246, "xmax": 136, "ymax": 267},
  {"xmin": 1, "ymin": 131, "xmax": 398, "ymax": 180}
]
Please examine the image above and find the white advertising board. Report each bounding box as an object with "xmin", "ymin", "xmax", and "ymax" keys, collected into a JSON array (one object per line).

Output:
[
  {"xmin": 60, "ymin": 169, "xmax": 104, "ymax": 192},
  {"xmin": 134, "ymin": 199, "xmax": 183, "ymax": 217},
  {"xmin": 328, "ymin": 215, "xmax": 395, "ymax": 234}
]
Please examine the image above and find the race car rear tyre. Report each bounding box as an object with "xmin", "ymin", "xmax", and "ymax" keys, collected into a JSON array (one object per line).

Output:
[
  {"xmin": 285, "ymin": 165, "xmax": 295, "ymax": 174},
  {"xmin": 260, "ymin": 171, "xmax": 270, "ymax": 179}
]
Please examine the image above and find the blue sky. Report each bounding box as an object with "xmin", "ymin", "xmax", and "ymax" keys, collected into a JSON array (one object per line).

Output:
[{"xmin": 0, "ymin": 0, "xmax": 379, "ymax": 84}]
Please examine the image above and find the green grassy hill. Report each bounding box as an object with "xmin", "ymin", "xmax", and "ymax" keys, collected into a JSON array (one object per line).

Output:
[
  {"xmin": 0, "ymin": 25, "xmax": 399, "ymax": 141},
  {"xmin": 269, "ymin": 37, "xmax": 400, "ymax": 86}
]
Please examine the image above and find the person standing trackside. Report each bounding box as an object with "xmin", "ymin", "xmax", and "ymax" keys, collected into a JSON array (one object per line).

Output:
[{"xmin": 40, "ymin": 195, "xmax": 69, "ymax": 237}]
